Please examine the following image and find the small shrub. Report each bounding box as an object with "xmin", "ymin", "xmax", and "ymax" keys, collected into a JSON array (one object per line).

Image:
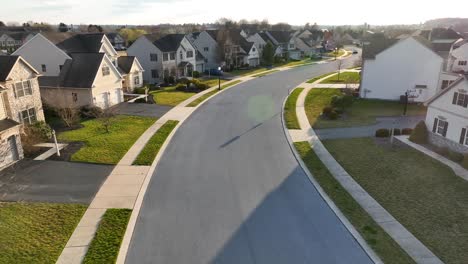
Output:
[
  {"xmin": 328, "ymin": 111, "xmax": 339, "ymax": 120},
  {"xmin": 436, "ymin": 146, "xmax": 450, "ymax": 157},
  {"xmin": 331, "ymin": 95, "xmax": 354, "ymax": 110},
  {"xmin": 334, "ymin": 107, "xmax": 344, "ymax": 114},
  {"xmin": 375, "ymin": 128, "xmax": 390, "ymax": 137},
  {"xmin": 80, "ymin": 105, "xmax": 103, "ymax": 119},
  {"xmin": 21, "ymin": 121, "xmax": 53, "ymax": 156},
  {"xmin": 322, "ymin": 105, "xmax": 333, "ymax": 116},
  {"xmin": 402, "ymin": 128, "xmax": 413, "ymax": 135},
  {"xmin": 192, "ymin": 71, "xmax": 200, "ymax": 78},
  {"xmin": 393, "ymin": 128, "xmax": 401, "ymax": 136},
  {"xmin": 177, "ymin": 78, "xmax": 190, "ymax": 85},
  {"xmin": 448, "ymin": 150, "xmax": 464, "ymax": 162},
  {"xmin": 461, "ymin": 154, "xmax": 468, "ymax": 169},
  {"xmin": 409, "ymin": 121, "xmax": 428, "ymax": 144},
  {"xmin": 175, "ymin": 83, "xmax": 187, "ymax": 91},
  {"xmin": 133, "ymin": 87, "xmax": 147, "ymax": 94}
]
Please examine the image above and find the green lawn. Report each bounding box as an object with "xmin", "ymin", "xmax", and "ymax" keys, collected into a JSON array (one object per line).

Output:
[
  {"xmin": 200, "ymin": 78, "xmax": 227, "ymax": 87},
  {"xmin": 304, "ymin": 89, "xmax": 427, "ymax": 129},
  {"xmin": 187, "ymin": 80, "xmax": 242, "ymax": 107},
  {"xmin": 83, "ymin": 209, "xmax": 132, "ymax": 264},
  {"xmin": 252, "ymin": 69, "xmax": 279, "ymax": 77},
  {"xmin": 229, "ymin": 67, "xmax": 269, "ymax": 77},
  {"xmin": 59, "ymin": 115, "xmax": 156, "ymax": 164},
  {"xmin": 306, "ymin": 72, "xmax": 337, "ymax": 83},
  {"xmin": 325, "ymin": 49, "xmax": 346, "ymax": 57},
  {"xmin": 324, "ymin": 137, "xmax": 468, "ymax": 264},
  {"xmin": 294, "ymin": 142, "xmax": 414, "ymax": 264},
  {"xmin": 0, "ymin": 202, "xmax": 86, "ymax": 263},
  {"xmin": 284, "ymin": 88, "xmax": 304, "ymax": 129},
  {"xmin": 133, "ymin": 120, "xmax": 179, "ymax": 165},
  {"xmin": 151, "ymin": 86, "xmax": 197, "ymax": 106},
  {"xmin": 319, "ymin": 71, "xmax": 360, "ymax": 84}
]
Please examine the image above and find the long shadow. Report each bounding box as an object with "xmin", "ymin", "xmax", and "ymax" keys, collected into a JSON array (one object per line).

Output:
[{"xmin": 209, "ymin": 166, "xmax": 373, "ymax": 264}]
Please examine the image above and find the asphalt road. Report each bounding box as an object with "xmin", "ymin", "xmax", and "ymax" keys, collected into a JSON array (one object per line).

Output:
[{"xmin": 126, "ymin": 55, "xmax": 373, "ymax": 264}]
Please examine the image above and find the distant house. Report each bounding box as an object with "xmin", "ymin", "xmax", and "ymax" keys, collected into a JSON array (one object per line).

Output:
[
  {"xmin": 360, "ymin": 36, "xmax": 444, "ymax": 102},
  {"xmin": 424, "ymin": 75, "xmax": 468, "ymax": 153},
  {"xmin": 0, "ymin": 55, "xmax": 46, "ymax": 169},
  {"xmin": 0, "ymin": 32, "xmax": 36, "ymax": 53},
  {"xmin": 447, "ymin": 38, "xmax": 468, "ymax": 73},
  {"xmin": 187, "ymin": 31, "xmax": 220, "ymax": 71},
  {"xmin": 106, "ymin": 33, "xmax": 126, "ymax": 51},
  {"xmin": 263, "ymin": 31, "xmax": 301, "ymax": 60},
  {"xmin": 292, "ymin": 29, "xmax": 324, "ymax": 57},
  {"xmin": 39, "ymin": 53, "xmax": 124, "ymax": 109},
  {"xmin": 246, "ymin": 32, "xmax": 268, "ymax": 60},
  {"xmin": 118, "ymin": 56, "xmax": 144, "ymax": 93},
  {"xmin": 128, "ymin": 34, "xmax": 203, "ymax": 83},
  {"xmin": 419, "ymin": 28, "xmax": 462, "ymax": 54}
]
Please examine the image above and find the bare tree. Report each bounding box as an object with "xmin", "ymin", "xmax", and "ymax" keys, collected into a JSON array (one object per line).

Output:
[
  {"xmin": 41, "ymin": 88, "xmax": 80, "ymax": 128},
  {"xmin": 96, "ymin": 106, "xmax": 118, "ymax": 133},
  {"xmin": 336, "ymin": 59, "xmax": 343, "ymax": 81}
]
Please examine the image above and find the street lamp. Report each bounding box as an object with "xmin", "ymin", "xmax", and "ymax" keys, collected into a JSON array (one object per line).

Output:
[
  {"xmin": 334, "ymin": 47, "xmax": 338, "ymax": 60},
  {"xmin": 218, "ymin": 66, "xmax": 221, "ymax": 91}
]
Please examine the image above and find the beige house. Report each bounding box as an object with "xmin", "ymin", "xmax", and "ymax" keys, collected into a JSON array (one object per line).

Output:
[
  {"xmin": 118, "ymin": 56, "xmax": 144, "ymax": 93},
  {"xmin": 39, "ymin": 53, "xmax": 124, "ymax": 109},
  {"xmin": 0, "ymin": 55, "xmax": 45, "ymax": 169}
]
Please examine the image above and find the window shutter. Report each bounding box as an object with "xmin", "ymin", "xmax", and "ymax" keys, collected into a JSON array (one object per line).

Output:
[
  {"xmin": 460, "ymin": 128, "xmax": 467, "ymax": 144},
  {"xmin": 443, "ymin": 122, "xmax": 448, "ymax": 137},
  {"xmin": 464, "ymin": 94, "xmax": 468, "ymax": 108},
  {"xmin": 453, "ymin": 92, "xmax": 458, "ymax": 105},
  {"xmin": 433, "ymin": 118, "xmax": 438, "ymax": 133}
]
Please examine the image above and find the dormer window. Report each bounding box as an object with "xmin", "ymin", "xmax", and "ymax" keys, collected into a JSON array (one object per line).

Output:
[{"xmin": 102, "ymin": 65, "xmax": 110, "ymax": 76}]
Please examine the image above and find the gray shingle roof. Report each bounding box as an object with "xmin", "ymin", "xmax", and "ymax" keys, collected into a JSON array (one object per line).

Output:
[
  {"xmin": 0, "ymin": 119, "xmax": 20, "ymax": 133},
  {"xmin": 51, "ymin": 33, "xmax": 105, "ymax": 54},
  {"xmin": 266, "ymin": 31, "xmax": 293, "ymax": 44},
  {"xmin": 153, "ymin": 34, "xmax": 185, "ymax": 52},
  {"xmin": 117, "ymin": 56, "xmax": 135, "ymax": 74},
  {"xmin": 0, "ymin": 55, "xmax": 19, "ymax": 81}
]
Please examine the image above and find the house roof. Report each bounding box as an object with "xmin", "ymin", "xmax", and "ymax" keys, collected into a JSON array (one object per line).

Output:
[
  {"xmin": 42, "ymin": 33, "xmax": 105, "ymax": 54},
  {"xmin": 117, "ymin": 56, "xmax": 135, "ymax": 74},
  {"xmin": 430, "ymin": 28, "xmax": 461, "ymax": 40},
  {"xmin": 153, "ymin": 34, "xmax": 185, "ymax": 52},
  {"xmin": 425, "ymin": 76, "xmax": 466, "ymax": 105},
  {"xmin": 267, "ymin": 31, "xmax": 293, "ymax": 44},
  {"xmin": 0, "ymin": 119, "xmax": 20, "ymax": 133},
  {"xmin": 39, "ymin": 53, "xmax": 105, "ymax": 88},
  {"xmin": 0, "ymin": 31, "xmax": 35, "ymax": 41},
  {"xmin": 0, "ymin": 55, "xmax": 19, "ymax": 81},
  {"xmin": 105, "ymin": 33, "xmax": 121, "ymax": 40},
  {"xmin": 362, "ymin": 34, "xmax": 398, "ymax": 59}
]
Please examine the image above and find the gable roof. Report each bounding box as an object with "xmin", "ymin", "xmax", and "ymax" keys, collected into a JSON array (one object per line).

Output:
[
  {"xmin": 55, "ymin": 33, "xmax": 105, "ymax": 53},
  {"xmin": 362, "ymin": 34, "xmax": 398, "ymax": 59},
  {"xmin": 425, "ymin": 76, "xmax": 466, "ymax": 105},
  {"xmin": 39, "ymin": 53, "xmax": 105, "ymax": 88},
  {"xmin": 266, "ymin": 31, "xmax": 293, "ymax": 44},
  {"xmin": 117, "ymin": 56, "xmax": 136, "ymax": 74},
  {"xmin": 0, "ymin": 55, "xmax": 19, "ymax": 81},
  {"xmin": 0, "ymin": 31, "xmax": 35, "ymax": 41},
  {"xmin": 153, "ymin": 34, "xmax": 185, "ymax": 52},
  {"xmin": 430, "ymin": 28, "xmax": 461, "ymax": 40}
]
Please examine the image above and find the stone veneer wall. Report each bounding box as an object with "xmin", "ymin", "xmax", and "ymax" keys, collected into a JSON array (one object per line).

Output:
[{"xmin": 428, "ymin": 132, "xmax": 468, "ymax": 153}]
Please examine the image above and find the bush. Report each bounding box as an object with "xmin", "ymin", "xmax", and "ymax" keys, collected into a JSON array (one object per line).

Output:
[
  {"xmin": 175, "ymin": 83, "xmax": 187, "ymax": 91},
  {"xmin": 409, "ymin": 121, "xmax": 428, "ymax": 144},
  {"xmin": 402, "ymin": 128, "xmax": 413, "ymax": 135},
  {"xmin": 21, "ymin": 121, "xmax": 53, "ymax": 156},
  {"xmin": 133, "ymin": 87, "xmax": 147, "ymax": 94},
  {"xmin": 436, "ymin": 146, "xmax": 450, "ymax": 157},
  {"xmin": 328, "ymin": 111, "xmax": 339, "ymax": 120},
  {"xmin": 375, "ymin": 128, "xmax": 390, "ymax": 137},
  {"xmin": 80, "ymin": 105, "xmax": 103, "ymax": 119},
  {"xmin": 322, "ymin": 105, "xmax": 333, "ymax": 116},
  {"xmin": 191, "ymin": 79, "xmax": 209, "ymax": 91},
  {"xmin": 448, "ymin": 150, "xmax": 464, "ymax": 162},
  {"xmin": 393, "ymin": 128, "xmax": 401, "ymax": 136},
  {"xmin": 177, "ymin": 78, "xmax": 190, "ymax": 85},
  {"xmin": 461, "ymin": 155, "xmax": 468, "ymax": 169},
  {"xmin": 192, "ymin": 71, "xmax": 200, "ymax": 78},
  {"xmin": 331, "ymin": 95, "xmax": 354, "ymax": 109}
]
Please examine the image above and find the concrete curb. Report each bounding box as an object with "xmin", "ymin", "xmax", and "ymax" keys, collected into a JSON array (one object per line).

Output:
[{"xmin": 280, "ymin": 89, "xmax": 383, "ymax": 264}]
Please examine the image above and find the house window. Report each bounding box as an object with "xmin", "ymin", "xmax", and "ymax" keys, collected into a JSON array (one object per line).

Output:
[
  {"xmin": 452, "ymin": 92, "xmax": 468, "ymax": 107},
  {"xmin": 289, "ymin": 44, "xmax": 294, "ymax": 49},
  {"xmin": 151, "ymin": 69, "xmax": 158, "ymax": 78},
  {"xmin": 458, "ymin": 60, "xmax": 467, "ymax": 66},
  {"xmin": 59, "ymin": 65, "xmax": 63, "ymax": 71},
  {"xmin": 441, "ymin": 80, "xmax": 454, "ymax": 89},
  {"xmin": 102, "ymin": 65, "xmax": 110, "ymax": 76},
  {"xmin": 134, "ymin": 76, "xmax": 140, "ymax": 85},
  {"xmin": 150, "ymin": 53, "xmax": 158, "ymax": 61},
  {"xmin": 20, "ymin": 108, "xmax": 37, "ymax": 124},
  {"xmin": 14, "ymin": 80, "xmax": 33, "ymax": 98},
  {"xmin": 460, "ymin": 128, "xmax": 468, "ymax": 145},
  {"xmin": 180, "ymin": 51, "xmax": 183, "ymax": 60},
  {"xmin": 72, "ymin": 93, "xmax": 78, "ymax": 102},
  {"xmin": 433, "ymin": 118, "xmax": 448, "ymax": 137},
  {"xmin": 186, "ymin": 50, "xmax": 193, "ymax": 58},
  {"xmin": 170, "ymin": 52, "xmax": 175, "ymax": 60},
  {"xmin": 41, "ymin": 64, "xmax": 47, "ymax": 72},
  {"xmin": 203, "ymin": 47, "xmax": 209, "ymax": 52},
  {"xmin": 163, "ymin": 53, "xmax": 169, "ymax": 61}
]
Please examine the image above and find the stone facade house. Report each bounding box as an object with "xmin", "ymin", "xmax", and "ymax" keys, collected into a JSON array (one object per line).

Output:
[{"xmin": 0, "ymin": 55, "xmax": 45, "ymax": 169}]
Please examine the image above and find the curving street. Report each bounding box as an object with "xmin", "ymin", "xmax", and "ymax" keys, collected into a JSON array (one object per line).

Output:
[{"xmin": 125, "ymin": 56, "xmax": 373, "ymax": 264}]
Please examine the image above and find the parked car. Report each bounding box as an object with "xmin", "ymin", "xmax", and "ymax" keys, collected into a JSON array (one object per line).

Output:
[
  {"xmin": 204, "ymin": 68, "xmax": 223, "ymax": 76},
  {"xmin": 352, "ymin": 50, "xmax": 358, "ymax": 54}
]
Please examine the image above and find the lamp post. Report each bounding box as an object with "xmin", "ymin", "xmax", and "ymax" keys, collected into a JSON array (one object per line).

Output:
[
  {"xmin": 218, "ymin": 66, "xmax": 221, "ymax": 91},
  {"xmin": 334, "ymin": 47, "xmax": 338, "ymax": 60}
]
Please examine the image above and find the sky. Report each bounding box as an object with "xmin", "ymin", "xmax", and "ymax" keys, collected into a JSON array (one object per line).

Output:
[{"xmin": 2, "ymin": 0, "xmax": 468, "ymax": 26}]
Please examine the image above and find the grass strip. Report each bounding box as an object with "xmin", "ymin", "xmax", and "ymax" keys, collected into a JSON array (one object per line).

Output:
[
  {"xmin": 133, "ymin": 120, "xmax": 179, "ymax": 165},
  {"xmin": 252, "ymin": 69, "xmax": 279, "ymax": 77},
  {"xmin": 187, "ymin": 80, "xmax": 242, "ymax": 107},
  {"xmin": 306, "ymin": 72, "xmax": 337, "ymax": 83},
  {"xmin": 83, "ymin": 209, "xmax": 132, "ymax": 264},
  {"xmin": 284, "ymin": 88, "xmax": 304, "ymax": 129},
  {"xmin": 293, "ymin": 142, "xmax": 415, "ymax": 264}
]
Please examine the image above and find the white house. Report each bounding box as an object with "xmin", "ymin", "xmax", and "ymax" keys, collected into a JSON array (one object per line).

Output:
[
  {"xmin": 447, "ymin": 39, "xmax": 468, "ymax": 73},
  {"xmin": 117, "ymin": 56, "xmax": 144, "ymax": 93},
  {"xmin": 246, "ymin": 33, "xmax": 267, "ymax": 59},
  {"xmin": 0, "ymin": 32, "xmax": 36, "ymax": 53},
  {"xmin": 360, "ymin": 36, "xmax": 444, "ymax": 102},
  {"xmin": 424, "ymin": 75, "xmax": 468, "ymax": 153},
  {"xmin": 187, "ymin": 31, "xmax": 220, "ymax": 71}
]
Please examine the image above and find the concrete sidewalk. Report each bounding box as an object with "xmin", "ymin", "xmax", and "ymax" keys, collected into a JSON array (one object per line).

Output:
[{"xmin": 288, "ymin": 86, "xmax": 443, "ymax": 264}]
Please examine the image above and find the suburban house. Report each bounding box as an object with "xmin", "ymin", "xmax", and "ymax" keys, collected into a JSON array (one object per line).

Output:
[
  {"xmin": 263, "ymin": 31, "xmax": 301, "ymax": 60},
  {"xmin": 419, "ymin": 28, "xmax": 462, "ymax": 55},
  {"xmin": 292, "ymin": 29, "xmax": 324, "ymax": 57},
  {"xmin": 360, "ymin": 36, "xmax": 444, "ymax": 102},
  {"xmin": 118, "ymin": 56, "xmax": 144, "ymax": 93},
  {"xmin": 206, "ymin": 29, "xmax": 260, "ymax": 69},
  {"xmin": 106, "ymin": 33, "xmax": 126, "ymax": 51},
  {"xmin": 39, "ymin": 53, "xmax": 124, "ymax": 109},
  {"xmin": 246, "ymin": 32, "xmax": 268, "ymax": 60},
  {"xmin": 424, "ymin": 75, "xmax": 468, "ymax": 153},
  {"xmin": 128, "ymin": 33, "xmax": 205, "ymax": 83},
  {"xmin": 447, "ymin": 38, "xmax": 468, "ymax": 73},
  {"xmin": 187, "ymin": 31, "xmax": 220, "ymax": 71},
  {"xmin": 0, "ymin": 31, "xmax": 36, "ymax": 53},
  {"xmin": 0, "ymin": 55, "xmax": 46, "ymax": 169}
]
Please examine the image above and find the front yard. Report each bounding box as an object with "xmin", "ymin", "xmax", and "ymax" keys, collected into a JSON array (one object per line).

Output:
[
  {"xmin": 305, "ymin": 89, "xmax": 426, "ymax": 129},
  {"xmin": 284, "ymin": 88, "xmax": 304, "ymax": 129},
  {"xmin": 59, "ymin": 115, "xmax": 156, "ymax": 164},
  {"xmin": 323, "ymin": 137, "xmax": 468, "ymax": 264},
  {"xmin": 0, "ymin": 202, "xmax": 86, "ymax": 263},
  {"xmin": 319, "ymin": 71, "xmax": 360, "ymax": 84},
  {"xmin": 150, "ymin": 86, "xmax": 197, "ymax": 106}
]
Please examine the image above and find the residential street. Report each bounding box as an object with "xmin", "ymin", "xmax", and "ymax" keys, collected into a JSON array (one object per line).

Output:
[{"xmin": 126, "ymin": 56, "xmax": 374, "ymax": 264}]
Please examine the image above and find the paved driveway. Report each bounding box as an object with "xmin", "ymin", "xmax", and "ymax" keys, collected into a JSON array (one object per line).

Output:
[
  {"xmin": 126, "ymin": 57, "xmax": 373, "ymax": 263},
  {"xmin": 116, "ymin": 102, "xmax": 172, "ymax": 117},
  {"xmin": 0, "ymin": 160, "xmax": 113, "ymax": 204}
]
